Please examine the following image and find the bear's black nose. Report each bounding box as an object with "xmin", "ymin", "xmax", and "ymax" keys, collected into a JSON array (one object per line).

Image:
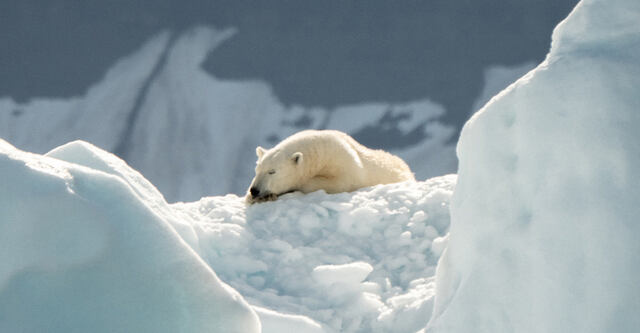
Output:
[{"xmin": 250, "ymin": 187, "xmax": 260, "ymax": 198}]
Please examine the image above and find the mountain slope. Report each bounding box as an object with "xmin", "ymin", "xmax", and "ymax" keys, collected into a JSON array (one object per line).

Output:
[{"xmin": 0, "ymin": 27, "xmax": 456, "ymax": 202}]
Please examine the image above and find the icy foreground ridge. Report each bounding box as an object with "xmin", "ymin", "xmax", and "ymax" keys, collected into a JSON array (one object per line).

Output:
[
  {"xmin": 0, "ymin": 140, "xmax": 260, "ymax": 333},
  {"xmin": 426, "ymin": 0, "xmax": 640, "ymax": 332},
  {"xmin": 0, "ymin": 139, "xmax": 456, "ymax": 333}
]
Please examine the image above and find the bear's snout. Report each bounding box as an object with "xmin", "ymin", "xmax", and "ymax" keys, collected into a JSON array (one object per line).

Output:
[{"xmin": 246, "ymin": 185, "xmax": 278, "ymax": 204}]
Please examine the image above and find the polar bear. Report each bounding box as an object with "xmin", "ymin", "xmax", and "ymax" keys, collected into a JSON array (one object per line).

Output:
[{"xmin": 246, "ymin": 129, "xmax": 415, "ymax": 203}]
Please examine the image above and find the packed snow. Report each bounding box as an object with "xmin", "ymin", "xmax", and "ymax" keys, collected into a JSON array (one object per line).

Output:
[
  {"xmin": 178, "ymin": 174, "xmax": 454, "ymax": 332},
  {"xmin": 426, "ymin": 0, "xmax": 640, "ymax": 332},
  {"xmin": 470, "ymin": 61, "xmax": 537, "ymax": 117},
  {"xmin": 0, "ymin": 140, "xmax": 260, "ymax": 333},
  {"xmin": 0, "ymin": 26, "xmax": 456, "ymax": 203},
  {"xmin": 0, "ymin": 139, "xmax": 456, "ymax": 332}
]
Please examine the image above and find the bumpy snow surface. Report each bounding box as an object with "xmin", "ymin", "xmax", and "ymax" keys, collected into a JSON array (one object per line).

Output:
[
  {"xmin": 426, "ymin": 0, "xmax": 640, "ymax": 332},
  {"xmin": 0, "ymin": 139, "xmax": 455, "ymax": 333}
]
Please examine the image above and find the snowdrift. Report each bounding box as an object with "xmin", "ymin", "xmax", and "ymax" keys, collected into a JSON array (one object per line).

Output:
[
  {"xmin": 427, "ymin": 0, "xmax": 640, "ymax": 332},
  {"xmin": 0, "ymin": 139, "xmax": 456, "ymax": 332},
  {"xmin": 0, "ymin": 140, "xmax": 260, "ymax": 332}
]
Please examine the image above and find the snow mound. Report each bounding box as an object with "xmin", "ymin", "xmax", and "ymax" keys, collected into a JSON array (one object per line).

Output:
[
  {"xmin": 0, "ymin": 138, "xmax": 456, "ymax": 332},
  {"xmin": 0, "ymin": 140, "xmax": 260, "ymax": 333},
  {"xmin": 427, "ymin": 0, "xmax": 640, "ymax": 332},
  {"xmin": 176, "ymin": 173, "xmax": 456, "ymax": 332}
]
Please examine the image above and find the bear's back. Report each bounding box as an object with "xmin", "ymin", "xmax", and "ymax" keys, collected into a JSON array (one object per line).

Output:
[{"xmin": 291, "ymin": 129, "xmax": 415, "ymax": 184}]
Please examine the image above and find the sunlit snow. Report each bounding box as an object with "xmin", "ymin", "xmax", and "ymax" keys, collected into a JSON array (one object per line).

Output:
[{"xmin": 0, "ymin": 140, "xmax": 455, "ymax": 332}]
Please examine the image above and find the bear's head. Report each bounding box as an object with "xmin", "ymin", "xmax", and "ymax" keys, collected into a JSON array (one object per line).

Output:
[{"xmin": 246, "ymin": 146, "xmax": 304, "ymax": 204}]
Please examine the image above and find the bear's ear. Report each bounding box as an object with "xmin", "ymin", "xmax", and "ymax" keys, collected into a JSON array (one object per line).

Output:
[
  {"xmin": 291, "ymin": 152, "xmax": 303, "ymax": 165},
  {"xmin": 256, "ymin": 146, "xmax": 265, "ymax": 159}
]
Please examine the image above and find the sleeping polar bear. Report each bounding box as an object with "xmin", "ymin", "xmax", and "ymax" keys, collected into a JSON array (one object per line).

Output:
[{"xmin": 246, "ymin": 130, "xmax": 415, "ymax": 204}]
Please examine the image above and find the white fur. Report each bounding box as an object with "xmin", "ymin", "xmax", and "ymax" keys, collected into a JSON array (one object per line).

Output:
[{"xmin": 246, "ymin": 130, "xmax": 415, "ymax": 203}]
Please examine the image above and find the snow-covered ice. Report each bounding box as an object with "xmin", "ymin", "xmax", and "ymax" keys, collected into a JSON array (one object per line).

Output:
[
  {"xmin": 0, "ymin": 139, "xmax": 456, "ymax": 332},
  {"xmin": 470, "ymin": 61, "xmax": 537, "ymax": 116},
  {"xmin": 3, "ymin": 0, "xmax": 638, "ymax": 331},
  {"xmin": 427, "ymin": 0, "xmax": 640, "ymax": 332},
  {"xmin": 0, "ymin": 140, "xmax": 260, "ymax": 332}
]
